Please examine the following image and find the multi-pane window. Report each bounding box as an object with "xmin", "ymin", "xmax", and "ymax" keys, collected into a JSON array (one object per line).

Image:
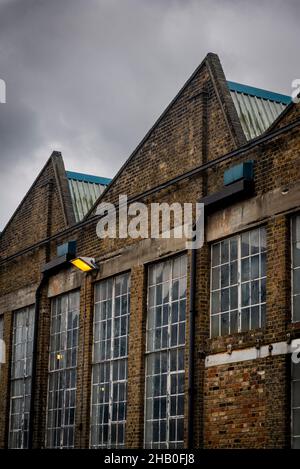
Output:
[
  {"xmin": 0, "ymin": 315, "xmax": 3, "ymax": 381},
  {"xmin": 91, "ymin": 273, "xmax": 131, "ymax": 448},
  {"xmin": 211, "ymin": 227, "xmax": 266, "ymax": 337},
  {"xmin": 145, "ymin": 255, "xmax": 187, "ymax": 449},
  {"xmin": 292, "ymin": 362, "xmax": 300, "ymax": 449},
  {"xmin": 46, "ymin": 290, "xmax": 80, "ymax": 449},
  {"xmin": 292, "ymin": 216, "xmax": 300, "ymax": 322},
  {"xmin": 8, "ymin": 306, "xmax": 35, "ymax": 449}
]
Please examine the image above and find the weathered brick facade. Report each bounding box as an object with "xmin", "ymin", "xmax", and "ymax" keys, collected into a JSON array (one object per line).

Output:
[{"xmin": 0, "ymin": 53, "xmax": 300, "ymax": 449}]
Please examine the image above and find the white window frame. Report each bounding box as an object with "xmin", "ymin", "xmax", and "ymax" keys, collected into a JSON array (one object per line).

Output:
[
  {"xmin": 291, "ymin": 215, "xmax": 300, "ymax": 322},
  {"xmin": 292, "ymin": 362, "xmax": 300, "ymax": 448},
  {"xmin": 144, "ymin": 254, "xmax": 187, "ymax": 449},
  {"xmin": 0, "ymin": 315, "xmax": 4, "ymax": 381},
  {"xmin": 90, "ymin": 272, "xmax": 131, "ymax": 449},
  {"xmin": 210, "ymin": 227, "xmax": 267, "ymax": 337}
]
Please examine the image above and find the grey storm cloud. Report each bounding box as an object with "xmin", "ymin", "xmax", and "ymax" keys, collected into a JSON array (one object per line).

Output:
[{"xmin": 0, "ymin": 0, "xmax": 299, "ymax": 229}]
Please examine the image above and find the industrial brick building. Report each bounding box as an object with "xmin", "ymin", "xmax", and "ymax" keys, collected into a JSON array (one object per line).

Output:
[{"xmin": 0, "ymin": 53, "xmax": 300, "ymax": 449}]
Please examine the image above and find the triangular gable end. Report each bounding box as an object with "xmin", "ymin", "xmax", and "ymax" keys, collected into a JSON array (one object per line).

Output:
[
  {"xmin": 84, "ymin": 52, "xmax": 246, "ymax": 217},
  {"xmin": 264, "ymin": 100, "xmax": 300, "ymax": 134},
  {"xmin": 0, "ymin": 151, "xmax": 75, "ymax": 259}
]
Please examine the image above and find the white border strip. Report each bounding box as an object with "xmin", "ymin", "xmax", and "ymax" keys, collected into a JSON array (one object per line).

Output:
[{"xmin": 205, "ymin": 339, "xmax": 300, "ymax": 367}]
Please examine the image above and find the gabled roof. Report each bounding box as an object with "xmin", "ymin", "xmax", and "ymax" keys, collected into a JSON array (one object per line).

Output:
[
  {"xmin": 84, "ymin": 53, "xmax": 247, "ymax": 220},
  {"xmin": 228, "ymin": 81, "xmax": 292, "ymax": 140},
  {"xmin": 66, "ymin": 171, "xmax": 111, "ymax": 222}
]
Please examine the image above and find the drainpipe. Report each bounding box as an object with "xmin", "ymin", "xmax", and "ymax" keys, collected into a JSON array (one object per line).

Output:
[
  {"xmin": 28, "ymin": 272, "xmax": 48, "ymax": 449},
  {"xmin": 187, "ymin": 88, "xmax": 207, "ymax": 449},
  {"xmin": 187, "ymin": 246, "xmax": 197, "ymax": 448}
]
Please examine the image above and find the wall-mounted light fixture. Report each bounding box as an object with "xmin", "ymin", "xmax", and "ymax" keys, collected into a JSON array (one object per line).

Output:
[{"xmin": 70, "ymin": 256, "xmax": 98, "ymax": 272}]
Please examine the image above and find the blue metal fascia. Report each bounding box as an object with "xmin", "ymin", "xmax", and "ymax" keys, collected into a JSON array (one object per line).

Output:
[
  {"xmin": 227, "ymin": 81, "xmax": 292, "ymax": 105},
  {"xmin": 66, "ymin": 171, "xmax": 112, "ymax": 185}
]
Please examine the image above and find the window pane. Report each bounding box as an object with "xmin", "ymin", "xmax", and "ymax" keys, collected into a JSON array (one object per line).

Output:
[
  {"xmin": 294, "ymin": 296, "xmax": 300, "ymax": 322},
  {"xmin": 250, "ymin": 229, "xmax": 259, "ymax": 255},
  {"xmin": 292, "ymin": 381, "xmax": 300, "ymax": 408},
  {"xmin": 241, "ymin": 232, "xmax": 250, "ymax": 257},
  {"xmin": 221, "ymin": 313, "xmax": 229, "ymax": 336},
  {"xmin": 221, "ymin": 240, "xmax": 229, "ymax": 264},
  {"xmin": 293, "ymin": 246, "xmax": 300, "ymax": 268},
  {"xmin": 293, "ymin": 409, "xmax": 300, "ymax": 436},
  {"xmin": 212, "ymin": 244, "xmax": 220, "ymax": 267},
  {"xmin": 293, "ymin": 269, "xmax": 300, "ymax": 296},
  {"xmin": 230, "ymin": 261, "xmax": 238, "ymax": 285},
  {"xmin": 230, "ymin": 238, "xmax": 238, "ymax": 260},
  {"xmin": 221, "ymin": 264, "xmax": 229, "ymax": 288},
  {"xmin": 251, "ymin": 306, "xmax": 259, "ymax": 329},
  {"xmin": 230, "ymin": 311, "xmax": 238, "ymax": 334},
  {"xmin": 241, "ymin": 308, "xmax": 250, "ymax": 332},
  {"xmin": 211, "ymin": 315, "xmax": 219, "ymax": 338},
  {"xmin": 211, "ymin": 291, "xmax": 220, "ymax": 315},
  {"xmin": 0, "ymin": 316, "xmax": 4, "ymax": 383}
]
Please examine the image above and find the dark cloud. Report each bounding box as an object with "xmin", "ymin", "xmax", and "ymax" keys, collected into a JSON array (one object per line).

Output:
[{"xmin": 0, "ymin": 0, "xmax": 299, "ymax": 229}]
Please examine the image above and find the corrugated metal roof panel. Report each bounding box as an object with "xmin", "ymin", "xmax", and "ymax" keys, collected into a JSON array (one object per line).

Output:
[
  {"xmin": 227, "ymin": 81, "xmax": 291, "ymax": 140},
  {"xmin": 66, "ymin": 171, "xmax": 111, "ymax": 222}
]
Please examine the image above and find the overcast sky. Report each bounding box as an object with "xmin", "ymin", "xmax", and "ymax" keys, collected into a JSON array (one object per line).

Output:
[{"xmin": 0, "ymin": 0, "xmax": 299, "ymax": 229}]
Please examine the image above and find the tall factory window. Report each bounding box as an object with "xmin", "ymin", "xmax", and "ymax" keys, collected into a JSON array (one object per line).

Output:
[
  {"xmin": 8, "ymin": 306, "xmax": 35, "ymax": 449},
  {"xmin": 46, "ymin": 290, "xmax": 80, "ymax": 448},
  {"xmin": 145, "ymin": 255, "xmax": 187, "ymax": 449},
  {"xmin": 292, "ymin": 215, "xmax": 300, "ymax": 322},
  {"xmin": 292, "ymin": 361, "xmax": 300, "ymax": 448},
  {"xmin": 0, "ymin": 315, "xmax": 3, "ymax": 382},
  {"xmin": 211, "ymin": 227, "xmax": 266, "ymax": 337},
  {"xmin": 91, "ymin": 273, "xmax": 131, "ymax": 448}
]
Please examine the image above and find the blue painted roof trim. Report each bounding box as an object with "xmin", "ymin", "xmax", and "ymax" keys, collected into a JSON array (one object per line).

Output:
[
  {"xmin": 66, "ymin": 171, "xmax": 112, "ymax": 185},
  {"xmin": 227, "ymin": 81, "xmax": 292, "ymax": 105}
]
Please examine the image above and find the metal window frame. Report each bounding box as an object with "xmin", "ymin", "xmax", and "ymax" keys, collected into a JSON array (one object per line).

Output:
[
  {"xmin": 90, "ymin": 272, "xmax": 131, "ymax": 449},
  {"xmin": 0, "ymin": 315, "xmax": 3, "ymax": 382},
  {"xmin": 144, "ymin": 255, "xmax": 187, "ymax": 449},
  {"xmin": 291, "ymin": 363, "xmax": 300, "ymax": 448},
  {"xmin": 210, "ymin": 227, "xmax": 267, "ymax": 338},
  {"xmin": 8, "ymin": 305, "xmax": 35, "ymax": 449},
  {"xmin": 291, "ymin": 215, "xmax": 300, "ymax": 323},
  {"xmin": 45, "ymin": 290, "xmax": 80, "ymax": 449}
]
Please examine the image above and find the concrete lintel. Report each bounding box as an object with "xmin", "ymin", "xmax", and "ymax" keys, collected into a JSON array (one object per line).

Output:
[
  {"xmin": 0, "ymin": 284, "xmax": 38, "ymax": 314},
  {"xmin": 206, "ymin": 181, "xmax": 300, "ymax": 242},
  {"xmin": 98, "ymin": 235, "xmax": 187, "ymax": 280},
  {"xmin": 48, "ymin": 267, "xmax": 83, "ymax": 298}
]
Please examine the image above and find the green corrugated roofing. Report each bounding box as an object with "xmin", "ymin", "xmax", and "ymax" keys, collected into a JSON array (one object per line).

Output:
[
  {"xmin": 227, "ymin": 81, "xmax": 292, "ymax": 140},
  {"xmin": 66, "ymin": 171, "xmax": 111, "ymax": 222}
]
